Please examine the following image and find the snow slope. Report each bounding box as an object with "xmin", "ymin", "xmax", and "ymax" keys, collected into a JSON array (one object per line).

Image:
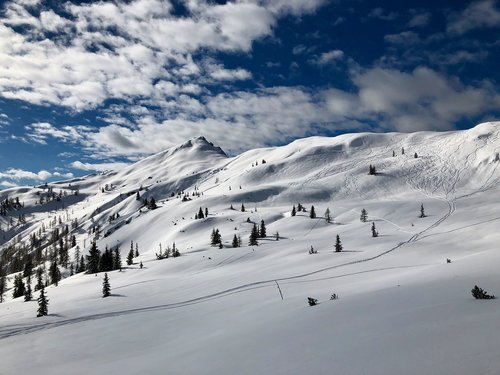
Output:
[{"xmin": 1, "ymin": 122, "xmax": 500, "ymax": 374}]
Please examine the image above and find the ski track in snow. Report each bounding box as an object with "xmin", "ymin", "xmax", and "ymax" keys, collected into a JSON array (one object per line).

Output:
[{"xmin": 0, "ymin": 189, "xmax": 462, "ymax": 341}]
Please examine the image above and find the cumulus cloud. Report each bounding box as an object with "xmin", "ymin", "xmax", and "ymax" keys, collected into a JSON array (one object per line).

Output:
[
  {"xmin": 0, "ymin": 0, "xmax": 325, "ymax": 110},
  {"xmin": 311, "ymin": 50, "xmax": 344, "ymax": 65},
  {"xmin": 447, "ymin": 0, "xmax": 500, "ymax": 34},
  {"xmin": 0, "ymin": 168, "xmax": 52, "ymax": 181}
]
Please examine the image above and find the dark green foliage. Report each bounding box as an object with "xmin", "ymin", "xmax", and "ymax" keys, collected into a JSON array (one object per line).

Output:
[
  {"xmin": 198, "ymin": 207, "xmax": 204, "ymax": 219},
  {"xmin": 99, "ymin": 246, "xmax": 114, "ymax": 272},
  {"xmin": 307, "ymin": 297, "xmax": 318, "ymax": 306},
  {"xmin": 241, "ymin": 204, "xmax": 245, "ymax": 212},
  {"xmin": 291, "ymin": 205, "xmax": 296, "ymax": 216},
  {"xmin": 324, "ymin": 208, "xmax": 332, "ymax": 223},
  {"xmin": 211, "ymin": 228, "xmax": 221, "ymax": 246},
  {"xmin": 12, "ymin": 274, "xmax": 25, "ymax": 298},
  {"xmin": 34, "ymin": 267, "xmax": 44, "ymax": 291},
  {"xmin": 24, "ymin": 277, "xmax": 32, "ymax": 302},
  {"xmin": 360, "ymin": 209, "xmax": 368, "ymax": 223},
  {"xmin": 309, "ymin": 205, "xmax": 316, "ymax": 219},
  {"xmin": 249, "ymin": 224, "xmax": 259, "ymax": 246},
  {"xmin": 232, "ymin": 234, "xmax": 239, "ymax": 248},
  {"xmin": 419, "ymin": 203, "xmax": 426, "ymax": 218},
  {"xmin": 371, "ymin": 222, "xmax": 378, "ymax": 237},
  {"xmin": 205, "ymin": 207, "xmax": 208, "ymax": 217},
  {"xmin": 471, "ymin": 285, "xmax": 495, "ymax": 299},
  {"xmin": 369, "ymin": 164, "xmax": 376, "ymax": 175},
  {"xmin": 37, "ymin": 287, "xmax": 49, "ymax": 317},
  {"xmin": 0, "ymin": 275, "xmax": 6, "ymax": 303},
  {"xmin": 86, "ymin": 241, "xmax": 101, "ymax": 274},
  {"xmin": 172, "ymin": 243, "xmax": 180, "ymax": 257},
  {"xmin": 102, "ymin": 273, "xmax": 111, "ymax": 298},
  {"xmin": 78, "ymin": 255, "xmax": 86, "ymax": 273},
  {"xmin": 259, "ymin": 220, "xmax": 266, "ymax": 238},
  {"xmin": 49, "ymin": 259, "xmax": 61, "ymax": 286},
  {"xmin": 113, "ymin": 247, "xmax": 122, "ymax": 270},
  {"xmin": 335, "ymin": 235, "xmax": 343, "ymax": 253}
]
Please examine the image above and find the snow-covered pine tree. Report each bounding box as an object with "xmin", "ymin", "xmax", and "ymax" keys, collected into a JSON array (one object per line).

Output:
[
  {"xmin": 86, "ymin": 241, "xmax": 101, "ymax": 274},
  {"xmin": 324, "ymin": 208, "xmax": 332, "ymax": 223},
  {"xmin": 232, "ymin": 234, "xmax": 239, "ymax": 248},
  {"xmin": 37, "ymin": 287, "xmax": 49, "ymax": 317},
  {"xmin": 310, "ymin": 205, "xmax": 316, "ymax": 219},
  {"xmin": 360, "ymin": 208, "xmax": 368, "ymax": 223},
  {"xmin": 371, "ymin": 222, "xmax": 378, "ymax": 237},
  {"xmin": 102, "ymin": 273, "xmax": 111, "ymax": 298},
  {"xmin": 420, "ymin": 203, "xmax": 426, "ymax": 218},
  {"xmin": 335, "ymin": 235, "xmax": 343, "ymax": 252},
  {"xmin": 249, "ymin": 224, "xmax": 259, "ymax": 246},
  {"xmin": 259, "ymin": 220, "xmax": 266, "ymax": 238}
]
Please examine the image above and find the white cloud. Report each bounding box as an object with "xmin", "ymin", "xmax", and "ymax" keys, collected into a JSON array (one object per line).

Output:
[
  {"xmin": 384, "ymin": 31, "xmax": 421, "ymax": 45},
  {"xmin": 408, "ymin": 10, "xmax": 430, "ymax": 27},
  {"xmin": 0, "ymin": 168, "xmax": 52, "ymax": 181},
  {"xmin": 311, "ymin": 50, "xmax": 344, "ymax": 65},
  {"xmin": 0, "ymin": 180, "xmax": 18, "ymax": 188},
  {"xmin": 0, "ymin": 0, "xmax": 326, "ymax": 110},
  {"xmin": 447, "ymin": 0, "xmax": 500, "ymax": 34}
]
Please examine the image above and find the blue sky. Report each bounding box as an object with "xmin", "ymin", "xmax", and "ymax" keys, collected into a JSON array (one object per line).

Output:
[{"xmin": 0, "ymin": 0, "xmax": 499, "ymax": 187}]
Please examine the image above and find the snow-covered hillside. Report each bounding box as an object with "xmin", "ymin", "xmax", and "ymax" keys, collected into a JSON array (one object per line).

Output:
[{"xmin": 1, "ymin": 122, "xmax": 500, "ymax": 375}]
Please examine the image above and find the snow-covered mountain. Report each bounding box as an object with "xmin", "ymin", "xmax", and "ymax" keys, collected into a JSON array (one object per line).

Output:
[{"xmin": 1, "ymin": 122, "xmax": 500, "ymax": 375}]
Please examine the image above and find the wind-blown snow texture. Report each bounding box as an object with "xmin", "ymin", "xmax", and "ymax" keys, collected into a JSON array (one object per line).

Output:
[{"xmin": 1, "ymin": 123, "xmax": 500, "ymax": 374}]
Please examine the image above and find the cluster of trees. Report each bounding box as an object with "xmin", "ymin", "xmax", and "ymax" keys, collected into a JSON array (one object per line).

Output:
[
  {"xmin": 156, "ymin": 242, "xmax": 180, "ymax": 259},
  {"xmin": 127, "ymin": 241, "xmax": 140, "ymax": 265},
  {"xmin": 0, "ymin": 196, "xmax": 24, "ymax": 216},
  {"xmin": 195, "ymin": 207, "xmax": 209, "ymax": 219},
  {"xmin": 86, "ymin": 242, "xmax": 123, "ymax": 274}
]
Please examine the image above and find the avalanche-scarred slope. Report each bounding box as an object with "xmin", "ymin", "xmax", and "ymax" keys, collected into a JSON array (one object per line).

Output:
[{"xmin": 1, "ymin": 122, "xmax": 500, "ymax": 375}]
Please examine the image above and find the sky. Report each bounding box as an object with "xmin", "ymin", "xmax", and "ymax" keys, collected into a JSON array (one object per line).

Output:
[{"xmin": 0, "ymin": 0, "xmax": 499, "ymax": 187}]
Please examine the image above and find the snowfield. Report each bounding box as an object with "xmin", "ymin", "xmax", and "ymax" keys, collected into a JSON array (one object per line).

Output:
[{"xmin": 1, "ymin": 122, "xmax": 500, "ymax": 374}]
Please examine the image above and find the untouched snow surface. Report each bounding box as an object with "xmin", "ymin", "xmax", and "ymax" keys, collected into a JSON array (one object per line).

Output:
[{"xmin": 1, "ymin": 123, "xmax": 500, "ymax": 374}]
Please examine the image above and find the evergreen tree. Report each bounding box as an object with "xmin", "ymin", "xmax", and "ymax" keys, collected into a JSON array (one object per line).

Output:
[
  {"xmin": 334, "ymin": 235, "xmax": 343, "ymax": 253},
  {"xmin": 232, "ymin": 234, "xmax": 239, "ymax": 248},
  {"xmin": 309, "ymin": 205, "xmax": 316, "ymax": 219},
  {"xmin": 102, "ymin": 273, "xmax": 111, "ymax": 298},
  {"xmin": 371, "ymin": 222, "xmax": 378, "ymax": 237},
  {"xmin": 23, "ymin": 256, "xmax": 33, "ymax": 278},
  {"xmin": 24, "ymin": 276, "xmax": 32, "ymax": 302},
  {"xmin": 360, "ymin": 209, "xmax": 368, "ymax": 223},
  {"xmin": 369, "ymin": 164, "xmax": 376, "ymax": 175},
  {"xmin": 127, "ymin": 248, "xmax": 134, "ymax": 266},
  {"xmin": 136, "ymin": 191, "xmax": 140, "ymax": 200},
  {"xmin": 420, "ymin": 203, "xmax": 426, "ymax": 218},
  {"xmin": 86, "ymin": 241, "xmax": 101, "ymax": 274},
  {"xmin": 172, "ymin": 243, "xmax": 180, "ymax": 257},
  {"xmin": 241, "ymin": 204, "xmax": 245, "ymax": 212},
  {"xmin": 37, "ymin": 287, "xmax": 49, "ymax": 317},
  {"xmin": 259, "ymin": 220, "xmax": 267, "ymax": 238},
  {"xmin": 49, "ymin": 259, "xmax": 61, "ymax": 286},
  {"xmin": 249, "ymin": 224, "xmax": 259, "ymax": 246},
  {"xmin": 0, "ymin": 275, "xmax": 6, "ymax": 303},
  {"xmin": 198, "ymin": 207, "xmax": 204, "ymax": 219},
  {"xmin": 324, "ymin": 208, "xmax": 332, "ymax": 223},
  {"xmin": 393, "ymin": 150, "xmax": 396, "ymax": 157},
  {"xmin": 205, "ymin": 207, "xmax": 208, "ymax": 217},
  {"xmin": 135, "ymin": 243, "xmax": 139, "ymax": 257},
  {"xmin": 297, "ymin": 203, "xmax": 303, "ymax": 211},
  {"xmin": 13, "ymin": 274, "xmax": 26, "ymax": 298},
  {"xmin": 35, "ymin": 267, "xmax": 44, "ymax": 291},
  {"xmin": 78, "ymin": 255, "xmax": 86, "ymax": 273},
  {"xmin": 291, "ymin": 205, "xmax": 296, "ymax": 217},
  {"xmin": 99, "ymin": 246, "xmax": 114, "ymax": 272},
  {"xmin": 401, "ymin": 147, "xmax": 405, "ymax": 155},
  {"xmin": 210, "ymin": 228, "xmax": 221, "ymax": 246},
  {"xmin": 113, "ymin": 247, "xmax": 122, "ymax": 270}
]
